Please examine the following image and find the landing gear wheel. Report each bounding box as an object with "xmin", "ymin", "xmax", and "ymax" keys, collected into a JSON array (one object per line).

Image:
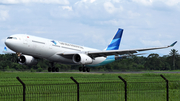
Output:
[
  {"xmin": 86, "ymin": 68, "xmax": 90, "ymax": 72},
  {"xmin": 48, "ymin": 67, "xmax": 52, "ymax": 72},
  {"xmin": 83, "ymin": 67, "xmax": 86, "ymax": 72},
  {"xmin": 52, "ymin": 67, "xmax": 56, "ymax": 72},
  {"xmin": 55, "ymin": 68, "xmax": 59, "ymax": 72},
  {"xmin": 79, "ymin": 67, "xmax": 83, "ymax": 72}
]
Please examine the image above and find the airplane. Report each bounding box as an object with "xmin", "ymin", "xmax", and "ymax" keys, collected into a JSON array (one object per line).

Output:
[{"xmin": 4, "ymin": 28, "xmax": 177, "ymax": 72}]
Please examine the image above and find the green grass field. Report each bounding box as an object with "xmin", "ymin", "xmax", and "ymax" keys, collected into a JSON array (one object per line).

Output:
[{"xmin": 0, "ymin": 72, "xmax": 180, "ymax": 101}]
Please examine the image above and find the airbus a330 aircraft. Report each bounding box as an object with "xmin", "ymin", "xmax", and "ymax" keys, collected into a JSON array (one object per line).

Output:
[{"xmin": 4, "ymin": 28, "xmax": 177, "ymax": 72}]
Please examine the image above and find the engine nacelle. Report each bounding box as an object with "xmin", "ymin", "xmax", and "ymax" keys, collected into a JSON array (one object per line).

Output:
[
  {"xmin": 73, "ymin": 54, "xmax": 93, "ymax": 64},
  {"xmin": 18, "ymin": 55, "xmax": 38, "ymax": 65}
]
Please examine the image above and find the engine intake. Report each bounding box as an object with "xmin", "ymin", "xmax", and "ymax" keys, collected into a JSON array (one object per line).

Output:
[
  {"xmin": 73, "ymin": 54, "xmax": 93, "ymax": 64},
  {"xmin": 18, "ymin": 55, "xmax": 38, "ymax": 65}
]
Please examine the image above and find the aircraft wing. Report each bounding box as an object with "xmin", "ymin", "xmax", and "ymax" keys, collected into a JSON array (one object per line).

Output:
[{"xmin": 59, "ymin": 41, "xmax": 177, "ymax": 58}]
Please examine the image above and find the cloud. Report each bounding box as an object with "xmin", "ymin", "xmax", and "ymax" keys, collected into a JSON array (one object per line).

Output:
[
  {"xmin": 50, "ymin": 6, "xmax": 75, "ymax": 19},
  {"xmin": 128, "ymin": 10, "xmax": 141, "ymax": 18},
  {"xmin": 90, "ymin": 0, "xmax": 96, "ymax": 3},
  {"xmin": 0, "ymin": 0, "xmax": 69, "ymax": 4},
  {"xmin": 112, "ymin": 0, "xmax": 120, "ymax": 3},
  {"xmin": 104, "ymin": 2, "xmax": 116, "ymax": 14},
  {"xmin": 163, "ymin": 0, "xmax": 180, "ymax": 6},
  {"xmin": 103, "ymin": 1, "xmax": 123, "ymax": 14},
  {"xmin": 70, "ymin": 0, "xmax": 124, "ymax": 22},
  {"xmin": 0, "ymin": 10, "xmax": 9, "ymax": 21},
  {"xmin": 132, "ymin": 0, "xmax": 153, "ymax": 6},
  {"xmin": 75, "ymin": 0, "xmax": 96, "ymax": 4},
  {"xmin": 132, "ymin": 0, "xmax": 180, "ymax": 7},
  {"xmin": 62, "ymin": 6, "xmax": 73, "ymax": 11}
]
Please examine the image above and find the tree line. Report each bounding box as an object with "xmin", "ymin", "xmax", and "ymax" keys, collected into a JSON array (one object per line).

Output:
[{"xmin": 0, "ymin": 49, "xmax": 179, "ymax": 72}]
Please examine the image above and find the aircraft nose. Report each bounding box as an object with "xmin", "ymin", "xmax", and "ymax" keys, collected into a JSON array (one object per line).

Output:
[{"xmin": 5, "ymin": 39, "xmax": 11, "ymax": 47}]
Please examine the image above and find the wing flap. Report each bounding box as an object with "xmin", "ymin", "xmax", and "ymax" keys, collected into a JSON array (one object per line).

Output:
[{"xmin": 88, "ymin": 50, "xmax": 138, "ymax": 58}]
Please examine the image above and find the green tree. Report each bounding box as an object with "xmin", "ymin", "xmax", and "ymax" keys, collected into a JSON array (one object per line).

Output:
[
  {"xmin": 37, "ymin": 67, "xmax": 43, "ymax": 72},
  {"xmin": 169, "ymin": 49, "xmax": 179, "ymax": 70},
  {"xmin": 145, "ymin": 53, "xmax": 163, "ymax": 70}
]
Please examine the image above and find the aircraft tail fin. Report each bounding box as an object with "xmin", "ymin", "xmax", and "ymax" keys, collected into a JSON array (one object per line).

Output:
[
  {"xmin": 4, "ymin": 47, "xmax": 7, "ymax": 51},
  {"xmin": 3, "ymin": 47, "xmax": 15, "ymax": 54},
  {"xmin": 106, "ymin": 28, "xmax": 123, "ymax": 50}
]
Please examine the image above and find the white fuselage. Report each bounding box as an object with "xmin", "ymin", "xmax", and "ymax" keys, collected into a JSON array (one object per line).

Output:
[{"xmin": 5, "ymin": 34, "xmax": 107, "ymax": 66}]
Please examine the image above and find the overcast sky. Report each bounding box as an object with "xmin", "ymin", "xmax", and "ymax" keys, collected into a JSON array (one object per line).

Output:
[{"xmin": 0, "ymin": 0, "xmax": 179, "ymax": 56}]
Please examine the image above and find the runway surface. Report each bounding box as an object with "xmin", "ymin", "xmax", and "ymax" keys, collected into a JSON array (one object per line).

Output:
[{"xmin": 49, "ymin": 71, "xmax": 180, "ymax": 74}]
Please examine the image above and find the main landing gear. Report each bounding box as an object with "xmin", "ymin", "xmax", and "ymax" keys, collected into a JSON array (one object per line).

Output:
[
  {"xmin": 79, "ymin": 65, "xmax": 90, "ymax": 72},
  {"xmin": 48, "ymin": 62, "xmax": 59, "ymax": 72}
]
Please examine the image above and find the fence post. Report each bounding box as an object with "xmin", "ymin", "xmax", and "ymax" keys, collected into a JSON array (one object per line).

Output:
[
  {"xmin": 160, "ymin": 74, "xmax": 169, "ymax": 101},
  {"xmin": 118, "ymin": 76, "xmax": 127, "ymax": 101},
  {"xmin": 16, "ymin": 77, "xmax": 26, "ymax": 101},
  {"xmin": 70, "ymin": 77, "xmax": 79, "ymax": 101}
]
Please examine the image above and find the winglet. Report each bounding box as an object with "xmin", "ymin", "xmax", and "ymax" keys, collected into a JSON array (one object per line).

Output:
[{"xmin": 169, "ymin": 41, "xmax": 177, "ymax": 47}]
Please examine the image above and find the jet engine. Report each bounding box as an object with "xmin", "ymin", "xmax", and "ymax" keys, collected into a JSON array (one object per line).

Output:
[
  {"xmin": 18, "ymin": 55, "xmax": 38, "ymax": 65},
  {"xmin": 73, "ymin": 53, "xmax": 93, "ymax": 64}
]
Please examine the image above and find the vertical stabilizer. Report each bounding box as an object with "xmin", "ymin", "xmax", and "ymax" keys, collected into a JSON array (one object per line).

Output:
[
  {"xmin": 106, "ymin": 28, "xmax": 123, "ymax": 50},
  {"xmin": 4, "ymin": 47, "xmax": 7, "ymax": 51}
]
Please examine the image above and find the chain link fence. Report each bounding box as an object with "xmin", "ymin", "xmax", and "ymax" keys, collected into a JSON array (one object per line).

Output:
[{"xmin": 0, "ymin": 75, "xmax": 180, "ymax": 101}]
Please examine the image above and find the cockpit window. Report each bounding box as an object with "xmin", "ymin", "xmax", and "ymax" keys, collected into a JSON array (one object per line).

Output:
[
  {"xmin": 7, "ymin": 37, "xmax": 12, "ymax": 39},
  {"xmin": 7, "ymin": 37, "xmax": 17, "ymax": 39}
]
